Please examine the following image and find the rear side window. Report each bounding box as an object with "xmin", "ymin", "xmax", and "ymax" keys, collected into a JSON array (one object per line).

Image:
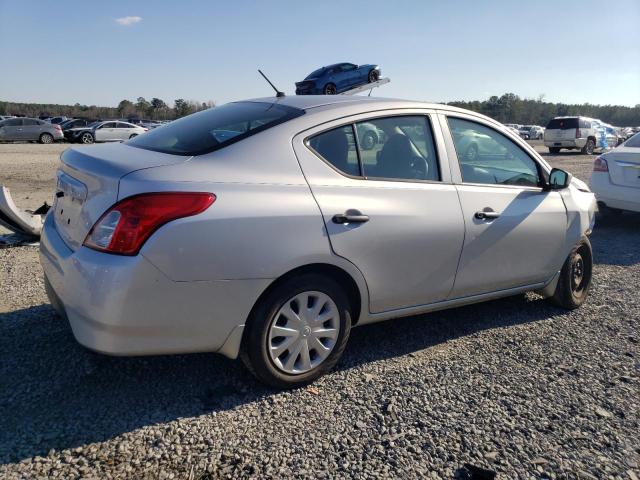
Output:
[
  {"xmin": 128, "ymin": 102, "xmax": 304, "ymax": 156},
  {"xmin": 546, "ymin": 118, "xmax": 579, "ymax": 130},
  {"xmin": 4, "ymin": 118, "xmax": 22, "ymax": 126}
]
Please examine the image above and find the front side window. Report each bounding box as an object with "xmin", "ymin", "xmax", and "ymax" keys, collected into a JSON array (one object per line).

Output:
[
  {"xmin": 128, "ymin": 102, "xmax": 303, "ymax": 156},
  {"xmin": 309, "ymin": 115, "xmax": 440, "ymax": 182},
  {"xmin": 23, "ymin": 119, "xmax": 39, "ymax": 126},
  {"xmin": 448, "ymin": 117, "xmax": 541, "ymax": 187}
]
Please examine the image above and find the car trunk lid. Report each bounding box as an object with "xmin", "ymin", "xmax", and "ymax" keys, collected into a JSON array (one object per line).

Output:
[
  {"xmin": 605, "ymin": 148, "xmax": 640, "ymax": 188},
  {"xmin": 53, "ymin": 143, "xmax": 191, "ymax": 251}
]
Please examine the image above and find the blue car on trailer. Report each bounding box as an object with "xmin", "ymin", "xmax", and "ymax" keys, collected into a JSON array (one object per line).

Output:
[{"xmin": 295, "ymin": 62, "xmax": 381, "ymax": 95}]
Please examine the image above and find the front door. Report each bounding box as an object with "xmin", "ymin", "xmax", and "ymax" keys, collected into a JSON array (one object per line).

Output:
[
  {"xmin": 443, "ymin": 115, "xmax": 567, "ymax": 298},
  {"xmin": 294, "ymin": 112, "xmax": 465, "ymax": 313},
  {"xmin": 96, "ymin": 122, "xmax": 117, "ymax": 141}
]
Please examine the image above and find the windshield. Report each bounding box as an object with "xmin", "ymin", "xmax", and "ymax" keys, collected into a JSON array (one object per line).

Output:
[
  {"xmin": 625, "ymin": 132, "xmax": 640, "ymax": 147},
  {"xmin": 127, "ymin": 101, "xmax": 304, "ymax": 156},
  {"xmin": 305, "ymin": 68, "xmax": 326, "ymax": 80}
]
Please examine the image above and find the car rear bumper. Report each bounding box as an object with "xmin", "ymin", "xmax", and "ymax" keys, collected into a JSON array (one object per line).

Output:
[
  {"xmin": 589, "ymin": 173, "xmax": 640, "ymax": 213},
  {"xmin": 544, "ymin": 138, "xmax": 586, "ymax": 148},
  {"xmin": 39, "ymin": 213, "xmax": 270, "ymax": 358}
]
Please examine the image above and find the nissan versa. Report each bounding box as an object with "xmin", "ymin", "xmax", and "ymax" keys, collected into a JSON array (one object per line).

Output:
[{"xmin": 40, "ymin": 96, "xmax": 597, "ymax": 387}]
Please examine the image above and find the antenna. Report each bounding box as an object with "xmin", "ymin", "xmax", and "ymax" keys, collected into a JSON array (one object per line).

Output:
[{"xmin": 258, "ymin": 69, "xmax": 285, "ymax": 98}]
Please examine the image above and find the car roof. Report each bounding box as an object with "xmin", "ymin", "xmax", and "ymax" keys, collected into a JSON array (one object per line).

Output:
[{"xmin": 241, "ymin": 95, "xmax": 454, "ymax": 112}]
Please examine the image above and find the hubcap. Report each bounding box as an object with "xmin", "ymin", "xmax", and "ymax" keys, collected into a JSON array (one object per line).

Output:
[
  {"xmin": 267, "ymin": 291, "xmax": 340, "ymax": 375},
  {"xmin": 571, "ymin": 253, "xmax": 584, "ymax": 292},
  {"xmin": 82, "ymin": 134, "xmax": 93, "ymax": 144}
]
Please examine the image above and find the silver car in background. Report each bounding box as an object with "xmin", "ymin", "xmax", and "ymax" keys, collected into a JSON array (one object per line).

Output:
[
  {"xmin": 67, "ymin": 120, "xmax": 147, "ymax": 144},
  {"xmin": 40, "ymin": 96, "xmax": 597, "ymax": 387},
  {"xmin": 0, "ymin": 117, "xmax": 64, "ymax": 143}
]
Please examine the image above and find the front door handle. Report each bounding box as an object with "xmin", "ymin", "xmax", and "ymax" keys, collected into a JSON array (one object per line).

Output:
[
  {"xmin": 475, "ymin": 210, "xmax": 500, "ymax": 220},
  {"xmin": 332, "ymin": 212, "xmax": 370, "ymax": 224}
]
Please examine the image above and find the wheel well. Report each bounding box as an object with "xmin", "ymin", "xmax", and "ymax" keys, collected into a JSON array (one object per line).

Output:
[
  {"xmin": 587, "ymin": 136, "xmax": 596, "ymax": 142},
  {"xmin": 247, "ymin": 263, "xmax": 363, "ymax": 327}
]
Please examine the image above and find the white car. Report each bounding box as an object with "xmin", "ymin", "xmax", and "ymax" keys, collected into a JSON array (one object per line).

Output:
[
  {"xmin": 589, "ymin": 133, "xmax": 640, "ymax": 214},
  {"xmin": 68, "ymin": 121, "xmax": 147, "ymax": 144}
]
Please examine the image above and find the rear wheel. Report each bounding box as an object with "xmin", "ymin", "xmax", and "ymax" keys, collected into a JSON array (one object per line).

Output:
[
  {"xmin": 548, "ymin": 239, "xmax": 592, "ymax": 310},
  {"xmin": 39, "ymin": 133, "xmax": 54, "ymax": 144},
  {"xmin": 361, "ymin": 130, "xmax": 377, "ymax": 150},
  {"xmin": 548, "ymin": 147, "xmax": 560, "ymax": 154},
  {"xmin": 368, "ymin": 69, "xmax": 379, "ymax": 83},
  {"xmin": 323, "ymin": 83, "xmax": 337, "ymax": 95},
  {"xmin": 581, "ymin": 138, "xmax": 595, "ymax": 155},
  {"xmin": 80, "ymin": 132, "xmax": 94, "ymax": 144},
  {"xmin": 241, "ymin": 274, "xmax": 352, "ymax": 388}
]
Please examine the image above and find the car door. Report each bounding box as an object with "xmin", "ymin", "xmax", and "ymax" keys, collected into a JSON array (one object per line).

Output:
[
  {"xmin": 95, "ymin": 122, "xmax": 116, "ymax": 141},
  {"xmin": 441, "ymin": 114, "xmax": 567, "ymax": 298},
  {"xmin": 113, "ymin": 122, "xmax": 128, "ymax": 141},
  {"xmin": 22, "ymin": 118, "xmax": 42, "ymax": 141},
  {"xmin": 293, "ymin": 112, "xmax": 465, "ymax": 313},
  {"xmin": 1, "ymin": 118, "xmax": 23, "ymax": 140}
]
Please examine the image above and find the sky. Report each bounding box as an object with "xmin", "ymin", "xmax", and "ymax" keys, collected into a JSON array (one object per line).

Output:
[{"xmin": 1, "ymin": 0, "xmax": 639, "ymax": 108}]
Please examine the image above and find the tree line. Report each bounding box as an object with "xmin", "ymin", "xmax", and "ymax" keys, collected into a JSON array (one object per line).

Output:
[
  {"xmin": 0, "ymin": 97, "xmax": 215, "ymax": 121},
  {"xmin": 2, "ymin": 93, "xmax": 639, "ymax": 126},
  {"xmin": 446, "ymin": 93, "xmax": 640, "ymax": 127}
]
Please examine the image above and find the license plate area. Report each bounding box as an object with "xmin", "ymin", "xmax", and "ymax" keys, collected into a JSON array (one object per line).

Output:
[{"xmin": 54, "ymin": 171, "xmax": 87, "ymax": 230}]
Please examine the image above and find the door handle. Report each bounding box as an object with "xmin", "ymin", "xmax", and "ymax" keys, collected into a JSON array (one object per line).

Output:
[
  {"xmin": 474, "ymin": 210, "xmax": 500, "ymax": 220},
  {"xmin": 332, "ymin": 212, "xmax": 369, "ymax": 224}
]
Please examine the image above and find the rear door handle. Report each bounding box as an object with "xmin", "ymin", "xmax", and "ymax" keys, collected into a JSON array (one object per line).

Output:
[
  {"xmin": 332, "ymin": 213, "xmax": 370, "ymax": 224},
  {"xmin": 475, "ymin": 210, "xmax": 500, "ymax": 220}
]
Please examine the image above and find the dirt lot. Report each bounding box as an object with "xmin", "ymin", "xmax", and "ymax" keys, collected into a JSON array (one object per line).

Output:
[{"xmin": 0, "ymin": 141, "xmax": 638, "ymax": 478}]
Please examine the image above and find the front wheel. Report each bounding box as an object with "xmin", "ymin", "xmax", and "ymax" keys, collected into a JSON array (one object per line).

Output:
[
  {"xmin": 368, "ymin": 69, "xmax": 379, "ymax": 83},
  {"xmin": 548, "ymin": 147, "xmax": 560, "ymax": 154},
  {"xmin": 548, "ymin": 239, "xmax": 593, "ymax": 310},
  {"xmin": 80, "ymin": 132, "xmax": 95, "ymax": 144},
  {"xmin": 241, "ymin": 274, "xmax": 352, "ymax": 388}
]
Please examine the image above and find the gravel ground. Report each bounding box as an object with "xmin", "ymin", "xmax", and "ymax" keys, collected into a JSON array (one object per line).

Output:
[{"xmin": 0, "ymin": 142, "xmax": 639, "ymax": 479}]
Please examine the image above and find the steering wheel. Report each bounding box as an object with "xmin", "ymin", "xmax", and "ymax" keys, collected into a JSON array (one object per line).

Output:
[{"xmin": 410, "ymin": 157, "xmax": 428, "ymax": 180}]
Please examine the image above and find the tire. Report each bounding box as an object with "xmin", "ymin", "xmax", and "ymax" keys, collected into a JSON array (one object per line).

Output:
[
  {"xmin": 581, "ymin": 138, "xmax": 595, "ymax": 155},
  {"xmin": 80, "ymin": 132, "xmax": 94, "ymax": 144},
  {"xmin": 129, "ymin": 134, "xmax": 138, "ymax": 139},
  {"xmin": 548, "ymin": 147, "xmax": 560, "ymax": 154},
  {"xmin": 39, "ymin": 133, "xmax": 54, "ymax": 144},
  {"xmin": 368, "ymin": 69, "xmax": 379, "ymax": 83},
  {"xmin": 361, "ymin": 130, "xmax": 377, "ymax": 150},
  {"xmin": 465, "ymin": 143, "xmax": 479, "ymax": 161},
  {"xmin": 548, "ymin": 238, "xmax": 593, "ymax": 310},
  {"xmin": 323, "ymin": 83, "xmax": 337, "ymax": 95},
  {"xmin": 241, "ymin": 273, "xmax": 352, "ymax": 388}
]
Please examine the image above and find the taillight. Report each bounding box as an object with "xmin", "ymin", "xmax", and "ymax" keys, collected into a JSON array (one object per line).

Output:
[
  {"xmin": 84, "ymin": 192, "xmax": 215, "ymax": 255},
  {"xmin": 575, "ymin": 128, "xmax": 581, "ymax": 138},
  {"xmin": 593, "ymin": 157, "xmax": 608, "ymax": 172},
  {"xmin": 55, "ymin": 125, "xmax": 62, "ymax": 131}
]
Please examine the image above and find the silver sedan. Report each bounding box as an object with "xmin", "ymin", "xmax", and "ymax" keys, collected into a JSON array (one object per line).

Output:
[
  {"xmin": 0, "ymin": 117, "xmax": 64, "ymax": 143},
  {"xmin": 40, "ymin": 96, "xmax": 597, "ymax": 387}
]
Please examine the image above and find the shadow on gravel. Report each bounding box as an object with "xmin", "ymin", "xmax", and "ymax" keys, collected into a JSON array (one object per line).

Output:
[
  {"xmin": 590, "ymin": 212, "xmax": 640, "ymax": 266},
  {"xmin": 1, "ymin": 292, "xmax": 569, "ymax": 464},
  {"xmin": 1, "ymin": 213, "xmax": 638, "ymax": 464}
]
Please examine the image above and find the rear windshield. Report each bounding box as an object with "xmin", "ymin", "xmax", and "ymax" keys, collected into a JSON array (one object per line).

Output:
[
  {"xmin": 305, "ymin": 68, "xmax": 326, "ymax": 80},
  {"xmin": 625, "ymin": 132, "xmax": 640, "ymax": 148},
  {"xmin": 127, "ymin": 102, "xmax": 304, "ymax": 156},
  {"xmin": 546, "ymin": 118, "xmax": 579, "ymax": 130}
]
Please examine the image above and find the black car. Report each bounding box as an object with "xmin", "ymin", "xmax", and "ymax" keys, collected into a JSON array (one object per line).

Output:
[{"xmin": 61, "ymin": 119, "xmax": 95, "ymax": 141}]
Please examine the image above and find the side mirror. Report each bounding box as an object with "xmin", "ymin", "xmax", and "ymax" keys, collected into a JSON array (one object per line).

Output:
[{"xmin": 546, "ymin": 168, "xmax": 572, "ymax": 190}]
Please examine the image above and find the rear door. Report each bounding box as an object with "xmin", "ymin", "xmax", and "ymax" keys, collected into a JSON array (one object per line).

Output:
[
  {"xmin": 293, "ymin": 111, "xmax": 465, "ymax": 313},
  {"xmin": 442, "ymin": 114, "xmax": 567, "ymax": 298},
  {"xmin": 22, "ymin": 118, "xmax": 42, "ymax": 141}
]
